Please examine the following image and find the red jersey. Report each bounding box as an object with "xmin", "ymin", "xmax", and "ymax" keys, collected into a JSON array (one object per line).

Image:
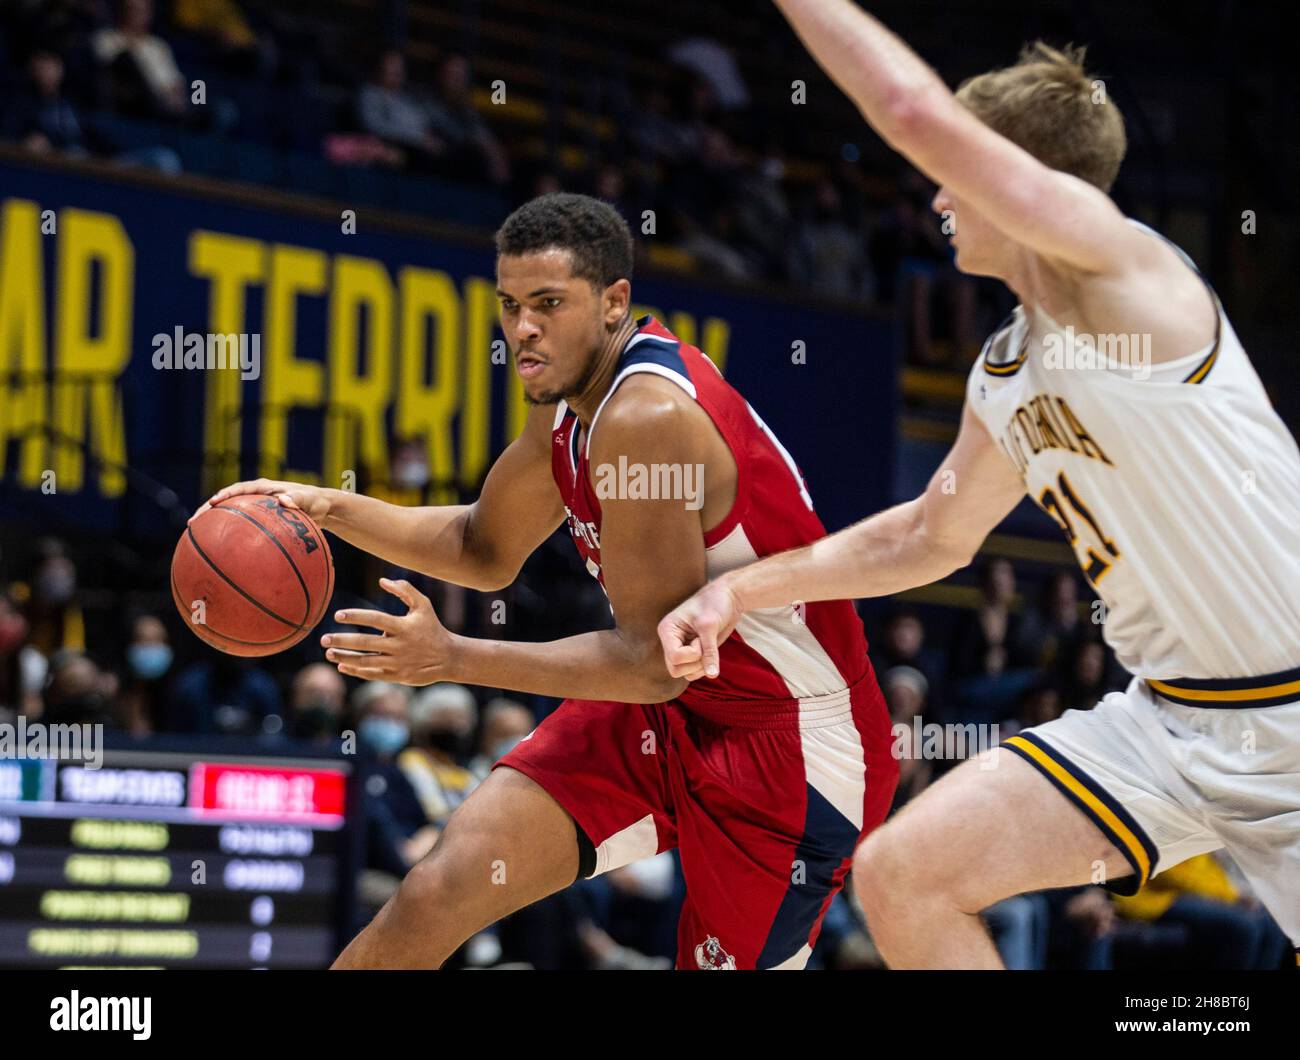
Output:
[{"xmin": 550, "ymin": 316, "xmax": 870, "ymax": 722}]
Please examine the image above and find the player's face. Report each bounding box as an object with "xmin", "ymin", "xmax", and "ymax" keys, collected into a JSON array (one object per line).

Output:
[
  {"xmin": 932, "ymin": 185, "xmax": 1013, "ymax": 278},
  {"xmin": 496, "ymin": 249, "xmax": 608, "ymax": 406}
]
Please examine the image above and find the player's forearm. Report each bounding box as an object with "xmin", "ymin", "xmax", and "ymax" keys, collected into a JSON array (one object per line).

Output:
[
  {"xmin": 774, "ymin": 0, "xmax": 950, "ymax": 141},
  {"xmin": 451, "ymin": 628, "xmax": 686, "ymax": 704},
  {"xmin": 722, "ymin": 499, "xmax": 969, "ymax": 612},
  {"xmin": 322, "ymin": 491, "xmax": 501, "ymax": 590}
]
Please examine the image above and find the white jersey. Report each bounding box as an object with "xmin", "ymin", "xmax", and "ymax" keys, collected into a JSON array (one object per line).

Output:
[{"xmin": 966, "ymin": 223, "xmax": 1300, "ymax": 682}]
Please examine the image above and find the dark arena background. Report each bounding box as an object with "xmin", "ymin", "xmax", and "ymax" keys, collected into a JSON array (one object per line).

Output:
[{"xmin": 0, "ymin": 0, "xmax": 1297, "ymax": 1012}]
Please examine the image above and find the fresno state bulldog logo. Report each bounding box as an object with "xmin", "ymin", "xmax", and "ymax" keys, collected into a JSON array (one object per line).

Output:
[{"xmin": 694, "ymin": 935, "xmax": 736, "ymax": 970}]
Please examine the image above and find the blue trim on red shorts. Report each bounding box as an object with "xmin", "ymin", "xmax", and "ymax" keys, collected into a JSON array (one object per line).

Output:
[{"xmin": 755, "ymin": 784, "xmax": 859, "ymax": 969}]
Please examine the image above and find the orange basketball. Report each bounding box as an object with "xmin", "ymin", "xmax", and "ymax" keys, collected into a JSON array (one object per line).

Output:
[{"xmin": 172, "ymin": 495, "xmax": 334, "ymax": 657}]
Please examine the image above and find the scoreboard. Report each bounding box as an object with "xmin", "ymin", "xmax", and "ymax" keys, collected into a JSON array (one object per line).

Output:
[{"xmin": 0, "ymin": 740, "xmax": 357, "ymax": 968}]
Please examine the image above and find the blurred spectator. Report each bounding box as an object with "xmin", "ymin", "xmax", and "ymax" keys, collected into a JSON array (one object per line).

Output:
[
  {"xmin": 1058, "ymin": 637, "xmax": 1124, "ymax": 714},
  {"xmin": 573, "ymin": 856, "xmax": 677, "ymax": 969},
  {"xmin": 983, "ymin": 893, "xmax": 1051, "ymax": 969},
  {"xmin": 870, "ymin": 171, "xmax": 978, "ymax": 365},
  {"xmin": 787, "ymin": 178, "xmax": 871, "ymax": 300},
  {"xmin": 669, "ymin": 120, "xmax": 742, "ymax": 230},
  {"xmin": 92, "ymin": 0, "xmax": 189, "ymax": 120},
  {"xmin": 591, "ymin": 163, "xmax": 636, "ymax": 233},
  {"xmin": 368, "ymin": 435, "xmax": 429, "ymax": 506},
  {"xmin": 287, "ymin": 661, "xmax": 345, "ymax": 743},
  {"xmin": 353, "ymin": 680, "xmax": 412, "ymax": 758},
  {"xmin": 21, "ymin": 544, "xmax": 84, "ymax": 657},
  {"xmin": 117, "ymin": 613, "xmax": 173, "ymax": 734},
  {"xmin": 423, "ymin": 52, "xmax": 509, "ymax": 186},
  {"xmin": 171, "ymin": 0, "xmax": 268, "ymax": 75},
  {"xmin": 1012, "ymin": 680, "xmax": 1065, "ymax": 735},
  {"xmin": 628, "ymin": 85, "xmax": 694, "ymax": 165},
  {"xmin": 1111, "ymin": 853, "xmax": 1292, "ymax": 969},
  {"xmin": 468, "ymin": 696, "xmax": 535, "ymax": 781},
  {"xmin": 870, "ymin": 607, "xmax": 945, "ymax": 717},
  {"xmin": 356, "ymin": 49, "xmax": 444, "ymax": 168},
  {"xmin": 673, "ymin": 202, "xmax": 755, "ymax": 281},
  {"xmin": 4, "ymin": 47, "xmax": 181, "ymax": 172},
  {"xmin": 398, "ymin": 682, "xmax": 478, "ymax": 825},
  {"xmin": 812, "ymin": 890, "xmax": 884, "ymax": 970},
  {"xmin": 667, "ymin": 33, "xmax": 750, "ymax": 111},
  {"xmin": 881, "ymin": 665, "xmax": 930, "ymax": 809},
  {"xmin": 0, "ymin": 592, "xmax": 43, "ymax": 718},
  {"xmin": 1019, "ymin": 570, "xmax": 1089, "ymax": 670},
  {"xmin": 7, "ymin": 49, "xmax": 87, "ymax": 155},
  {"xmin": 1046, "ymin": 885, "xmax": 1119, "ymax": 969},
  {"xmin": 949, "ymin": 558, "xmax": 1032, "ymax": 681},
  {"xmin": 351, "ymin": 681, "xmax": 438, "ymax": 901},
  {"xmin": 168, "ymin": 655, "xmax": 283, "ymax": 735},
  {"xmin": 731, "ymin": 144, "xmax": 792, "ymax": 278},
  {"xmin": 42, "ymin": 650, "xmax": 115, "ymax": 726},
  {"xmin": 948, "ymin": 559, "xmax": 1042, "ymax": 723}
]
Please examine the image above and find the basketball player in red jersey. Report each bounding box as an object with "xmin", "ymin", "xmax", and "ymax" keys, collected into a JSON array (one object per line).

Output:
[{"xmin": 200, "ymin": 193, "xmax": 897, "ymax": 969}]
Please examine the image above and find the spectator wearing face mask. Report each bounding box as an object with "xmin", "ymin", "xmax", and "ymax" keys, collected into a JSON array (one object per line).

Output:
[
  {"xmin": 398, "ymin": 682, "xmax": 478, "ymax": 826},
  {"xmin": 353, "ymin": 681, "xmax": 412, "ymax": 758},
  {"xmin": 20, "ymin": 546, "xmax": 84, "ymax": 658},
  {"xmin": 369, "ymin": 436, "xmax": 431, "ymax": 507},
  {"xmin": 287, "ymin": 663, "xmax": 346, "ymax": 744},
  {"xmin": 347, "ymin": 681, "xmax": 440, "ymax": 933},
  {"xmin": 353, "ymin": 682, "xmax": 437, "ymax": 857},
  {"xmin": 118, "ymin": 614, "xmax": 174, "ymax": 735},
  {"xmin": 468, "ymin": 696, "xmax": 534, "ymax": 782}
]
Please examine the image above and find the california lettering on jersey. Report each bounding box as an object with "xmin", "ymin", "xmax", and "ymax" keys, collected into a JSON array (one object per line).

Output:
[
  {"xmin": 998, "ymin": 393, "xmax": 1115, "ymax": 480},
  {"xmin": 967, "ymin": 222, "xmax": 1300, "ymax": 680}
]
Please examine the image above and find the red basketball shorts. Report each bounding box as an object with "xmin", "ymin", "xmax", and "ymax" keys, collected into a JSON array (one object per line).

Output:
[{"xmin": 495, "ymin": 673, "xmax": 898, "ymax": 970}]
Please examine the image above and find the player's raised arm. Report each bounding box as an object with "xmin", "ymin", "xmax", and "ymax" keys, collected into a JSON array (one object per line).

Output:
[
  {"xmin": 199, "ymin": 403, "xmax": 565, "ymax": 592},
  {"xmin": 772, "ymin": 0, "xmax": 1144, "ymax": 274},
  {"xmin": 661, "ymin": 404, "xmax": 1025, "ymax": 680}
]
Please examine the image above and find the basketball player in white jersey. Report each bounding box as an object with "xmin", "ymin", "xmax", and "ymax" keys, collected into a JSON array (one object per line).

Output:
[{"xmin": 659, "ymin": 0, "xmax": 1300, "ymax": 967}]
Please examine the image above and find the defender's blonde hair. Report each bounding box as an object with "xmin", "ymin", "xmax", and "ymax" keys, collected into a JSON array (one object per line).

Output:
[{"xmin": 955, "ymin": 42, "xmax": 1127, "ymax": 192}]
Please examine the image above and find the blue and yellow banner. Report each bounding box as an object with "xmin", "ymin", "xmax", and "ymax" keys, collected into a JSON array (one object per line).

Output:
[{"xmin": 0, "ymin": 155, "xmax": 896, "ymax": 539}]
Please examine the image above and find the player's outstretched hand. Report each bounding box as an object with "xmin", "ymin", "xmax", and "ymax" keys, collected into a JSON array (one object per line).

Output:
[
  {"xmin": 321, "ymin": 578, "xmax": 457, "ymax": 686},
  {"xmin": 189, "ymin": 479, "xmax": 333, "ymax": 525},
  {"xmin": 657, "ymin": 578, "xmax": 742, "ymax": 682}
]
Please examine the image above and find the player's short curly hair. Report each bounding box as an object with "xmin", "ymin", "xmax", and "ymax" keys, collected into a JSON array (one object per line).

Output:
[
  {"xmin": 494, "ymin": 192, "xmax": 634, "ymax": 290},
  {"xmin": 956, "ymin": 42, "xmax": 1127, "ymax": 192}
]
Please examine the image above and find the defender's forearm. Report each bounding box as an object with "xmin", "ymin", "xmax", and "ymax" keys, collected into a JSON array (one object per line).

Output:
[
  {"xmin": 722, "ymin": 500, "xmax": 968, "ymax": 612},
  {"xmin": 774, "ymin": 0, "xmax": 949, "ymax": 136},
  {"xmin": 452, "ymin": 629, "xmax": 686, "ymax": 704}
]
